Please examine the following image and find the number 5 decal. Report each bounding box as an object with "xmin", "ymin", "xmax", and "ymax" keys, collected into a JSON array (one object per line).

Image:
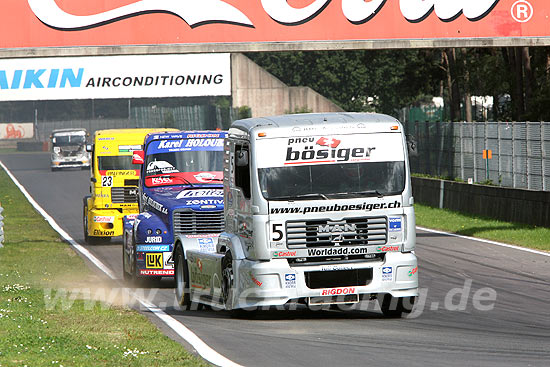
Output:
[
  {"xmin": 272, "ymin": 223, "xmax": 284, "ymax": 242},
  {"xmin": 102, "ymin": 176, "xmax": 113, "ymax": 187}
]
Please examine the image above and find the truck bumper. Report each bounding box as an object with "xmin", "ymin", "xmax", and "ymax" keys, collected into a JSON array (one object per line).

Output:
[
  {"xmin": 232, "ymin": 252, "xmax": 418, "ymax": 309},
  {"xmin": 51, "ymin": 158, "xmax": 90, "ymax": 169},
  {"xmin": 86, "ymin": 208, "xmax": 126, "ymax": 237}
]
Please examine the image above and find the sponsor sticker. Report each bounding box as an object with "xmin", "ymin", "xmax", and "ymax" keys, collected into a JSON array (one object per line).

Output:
[
  {"xmin": 119, "ymin": 144, "xmax": 142, "ymax": 153},
  {"xmin": 273, "ymin": 250, "xmax": 297, "ymax": 258},
  {"xmin": 145, "ymin": 253, "xmax": 163, "ymax": 269},
  {"xmin": 144, "ymin": 236, "xmax": 163, "ymax": 244},
  {"xmin": 320, "ymin": 287, "xmax": 356, "ymax": 296},
  {"xmin": 194, "ymin": 172, "xmax": 217, "ymax": 183},
  {"xmin": 139, "ymin": 269, "xmax": 174, "ymax": 276},
  {"xmin": 249, "ymin": 272, "xmax": 263, "ymax": 287},
  {"xmin": 151, "ymin": 176, "xmax": 173, "ymax": 185},
  {"xmin": 136, "ymin": 245, "xmax": 170, "ymax": 252},
  {"xmin": 389, "ymin": 217, "xmax": 402, "ymax": 232},
  {"xmin": 198, "ymin": 238, "xmax": 216, "ymax": 253},
  {"xmin": 382, "ymin": 266, "xmax": 393, "ymax": 282},
  {"xmin": 93, "ymin": 229, "xmax": 114, "ymax": 236},
  {"xmin": 185, "ymin": 234, "xmax": 220, "ymax": 238},
  {"xmin": 375, "ymin": 245, "xmax": 400, "ymax": 253},
  {"xmin": 93, "ymin": 216, "xmax": 114, "ymax": 223},
  {"xmin": 284, "ymin": 273, "xmax": 296, "ymax": 289},
  {"xmin": 321, "ymin": 264, "xmax": 353, "ymax": 272}
]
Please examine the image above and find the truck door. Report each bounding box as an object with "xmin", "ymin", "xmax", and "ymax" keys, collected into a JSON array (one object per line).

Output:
[{"xmin": 227, "ymin": 140, "xmax": 253, "ymax": 246}]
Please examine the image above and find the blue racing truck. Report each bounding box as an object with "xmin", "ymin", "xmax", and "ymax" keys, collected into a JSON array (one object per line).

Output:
[{"xmin": 122, "ymin": 130, "xmax": 227, "ymax": 282}]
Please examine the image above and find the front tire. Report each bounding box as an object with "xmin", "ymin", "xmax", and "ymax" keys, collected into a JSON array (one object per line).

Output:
[
  {"xmin": 378, "ymin": 294, "xmax": 416, "ymax": 318},
  {"xmin": 174, "ymin": 245, "xmax": 191, "ymax": 309},
  {"xmin": 82, "ymin": 197, "xmax": 90, "ymax": 244},
  {"xmin": 122, "ymin": 230, "xmax": 134, "ymax": 283}
]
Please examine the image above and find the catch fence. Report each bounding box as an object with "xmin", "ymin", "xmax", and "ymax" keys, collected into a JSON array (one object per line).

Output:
[
  {"xmin": 402, "ymin": 121, "xmax": 550, "ymax": 191},
  {"xmin": 35, "ymin": 105, "xmax": 239, "ymax": 142}
]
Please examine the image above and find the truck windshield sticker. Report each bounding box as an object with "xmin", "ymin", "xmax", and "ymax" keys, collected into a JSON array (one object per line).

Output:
[
  {"xmin": 145, "ymin": 171, "xmax": 223, "ymax": 187},
  {"xmin": 257, "ymin": 133, "xmax": 404, "ymax": 168},
  {"xmin": 176, "ymin": 189, "xmax": 223, "ymax": 198},
  {"xmin": 147, "ymin": 137, "xmax": 224, "ymax": 154}
]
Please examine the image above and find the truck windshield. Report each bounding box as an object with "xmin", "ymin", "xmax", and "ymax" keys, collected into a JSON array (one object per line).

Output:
[
  {"xmin": 52, "ymin": 134, "xmax": 86, "ymax": 146},
  {"xmin": 98, "ymin": 156, "xmax": 139, "ymax": 171},
  {"xmin": 144, "ymin": 150, "xmax": 224, "ymax": 187},
  {"xmin": 258, "ymin": 161, "xmax": 405, "ymax": 200}
]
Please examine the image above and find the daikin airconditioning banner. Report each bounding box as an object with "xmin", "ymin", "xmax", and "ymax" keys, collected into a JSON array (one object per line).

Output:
[{"xmin": 0, "ymin": 54, "xmax": 231, "ymax": 101}]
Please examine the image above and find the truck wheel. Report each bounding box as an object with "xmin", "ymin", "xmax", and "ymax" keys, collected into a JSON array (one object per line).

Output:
[
  {"xmin": 378, "ymin": 294, "xmax": 416, "ymax": 318},
  {"xmin": 82, "ymin": 198, "xmax": 90, "ymax": 244},
  {"xmin": 122, "ymin": 231, "xmax": 134, "ymax": 283},
  {"xmin": 221, "ymin": 251, "xmax": 234, "ymax": 310},
  {"xmin": 174, "ymin": 245, "xmax": 191, "ymax": 309}
]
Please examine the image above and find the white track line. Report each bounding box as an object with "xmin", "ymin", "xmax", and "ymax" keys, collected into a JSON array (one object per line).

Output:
[
  {"xmin": 417, "ymin": 226, "xmax": 550, "ymax": 257},
  {"xmin": 0, "ymin": 160, "xmax": 243, "ymax": 367}
]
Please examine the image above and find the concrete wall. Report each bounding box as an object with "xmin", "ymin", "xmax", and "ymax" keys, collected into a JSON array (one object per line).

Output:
[
  {"xmin": 231, "ymin": 53, "xmax": 344, "ymax": 117},
  {"xmin": 412, "ymin": 177, "xmax": 550, "ymax": 227}
]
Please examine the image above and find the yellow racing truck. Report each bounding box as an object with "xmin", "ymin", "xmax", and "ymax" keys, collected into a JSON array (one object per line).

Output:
[{"xmin": 83, "ymin": 128, "xmax": 177, "ymax": 244}]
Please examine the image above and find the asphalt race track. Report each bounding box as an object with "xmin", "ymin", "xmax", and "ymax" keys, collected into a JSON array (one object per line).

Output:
[{"xmin": 2, "ymin": 151, "xmax": 549, "ymax": 367}]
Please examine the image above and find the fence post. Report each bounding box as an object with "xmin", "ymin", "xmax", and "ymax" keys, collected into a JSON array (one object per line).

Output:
[
  {"xmin": 473, "ymin": 122, "xmax": 478, "ymax": 182},
  {"xmin": 543, "ymin": 122, "xmax": 548, "ymax": 191}
]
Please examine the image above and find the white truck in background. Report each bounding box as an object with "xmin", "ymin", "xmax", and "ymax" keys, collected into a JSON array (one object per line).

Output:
[
  {"xmin": 50, "ymin": 128, "xmax": 90, "ymax": 171},
  {"xmin": 173, "ymin": 113, "xmax": 418, "ymax": 317}
]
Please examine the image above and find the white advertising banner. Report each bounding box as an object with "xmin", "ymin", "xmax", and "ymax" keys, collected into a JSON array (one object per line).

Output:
[
  {"xmin": 0, "ymin": 123, "xmax": 34, "ymax": 139},
  {"xmin": 256, "ymin": 133, "xmax": 405, "ymax": 168},
  {"xmin": 0, "ymin": 54, "xmax": 231, "ymax": 101}
]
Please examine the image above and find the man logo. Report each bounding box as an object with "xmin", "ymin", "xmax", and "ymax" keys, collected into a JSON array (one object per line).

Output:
[
  {"xmin": 318, "ymin": 223, "xmax": 356, "ymax": 244},
  {"xmin": 318, "ymin": 223, "xmax": 357, "ymax": 233}
]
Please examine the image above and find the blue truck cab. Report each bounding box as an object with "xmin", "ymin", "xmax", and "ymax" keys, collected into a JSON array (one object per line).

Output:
[{"xmin": 122, "ymin": 130, "xmax": 227, "ymax": 281}]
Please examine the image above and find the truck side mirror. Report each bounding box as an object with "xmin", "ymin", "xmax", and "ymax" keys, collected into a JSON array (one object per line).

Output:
[
  {"xmin": 86, "ymin": 144, "xmax": 93, "ymax": 152},
  {"xmin": 132, "ymin": 150, "xmax": 145, "ymax": 165},
  {"xmin": 236, "ymin": 149, "xmax": 248, "ymax": 167}
]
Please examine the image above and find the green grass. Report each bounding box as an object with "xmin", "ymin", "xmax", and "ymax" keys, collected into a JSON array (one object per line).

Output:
[
  {"xmin": 0, "ymin": 168, "xmax": 207, "ymax": 366},
  {"xmin": 415, "ymin": 203, "xmax": 550, "ymax": 252}
]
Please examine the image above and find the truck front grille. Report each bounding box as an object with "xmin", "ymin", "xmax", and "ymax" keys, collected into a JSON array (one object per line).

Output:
[
  {"xmin": 173, "ymin": 210, "xmax": 225, "ymax": 235},
  {"xmin": 286, "ymin": 216, "xmax": 387, "ymax": 248},
  {"xmin": 111, "ymin": 187, "xmax": 138, "ymax": 203}
]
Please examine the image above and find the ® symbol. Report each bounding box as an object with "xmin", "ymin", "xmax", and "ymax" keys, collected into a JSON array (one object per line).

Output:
[{"xmin": 511, "ymin": 0, "xmax": 533, "ymax": 23}]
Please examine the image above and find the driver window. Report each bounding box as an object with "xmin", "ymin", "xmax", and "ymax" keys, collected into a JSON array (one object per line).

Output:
[{"xmin": 234, "ymin": 143, "xmax": 251, "ymax": 199}]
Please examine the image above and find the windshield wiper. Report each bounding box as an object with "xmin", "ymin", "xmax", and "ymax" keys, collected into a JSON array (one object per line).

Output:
[
  {"xmin": 328, "ymin": 190, "xmax": 385, "ymax": 198},
  {"xmin": 272, "ymin": 193, "xmax": 329, "ymax": 201}
]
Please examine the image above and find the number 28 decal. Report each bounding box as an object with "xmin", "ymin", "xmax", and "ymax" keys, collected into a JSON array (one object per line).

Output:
[{"xmin": 102, "ymin": 176, "xmax": 113, "ymax": 187}]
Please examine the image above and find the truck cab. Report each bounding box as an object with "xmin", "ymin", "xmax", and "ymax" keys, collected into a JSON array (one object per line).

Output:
[
  {"xmin": 83, "ymin": 128, "xmax": 176, "ymax": 244},
  {"xmin": 122, "ymin": 131, "xmax": 227, "ymax": 281},
  {"xmin": 173, "ymin": 113, "xmax": 418, "ymax": 317},
  {"xmin": 50, "ymin": 128, "xmax": 90, "ymax": 171}
]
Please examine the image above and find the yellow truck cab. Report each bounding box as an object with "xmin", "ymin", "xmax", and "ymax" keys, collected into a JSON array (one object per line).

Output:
[{"xmin": 83, "ymin": 128, "xmax": 177, "ymax": 244}]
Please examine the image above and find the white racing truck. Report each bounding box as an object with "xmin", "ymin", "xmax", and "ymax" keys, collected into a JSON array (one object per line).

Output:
[{"xmin": 173, "ymin": 113, "xmax": 418, "ymax": 317}]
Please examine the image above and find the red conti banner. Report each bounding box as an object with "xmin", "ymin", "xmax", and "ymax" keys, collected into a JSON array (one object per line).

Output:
[{"xmin": 1, "ymin": 0, "xmax": 548, "ymax": 50}]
